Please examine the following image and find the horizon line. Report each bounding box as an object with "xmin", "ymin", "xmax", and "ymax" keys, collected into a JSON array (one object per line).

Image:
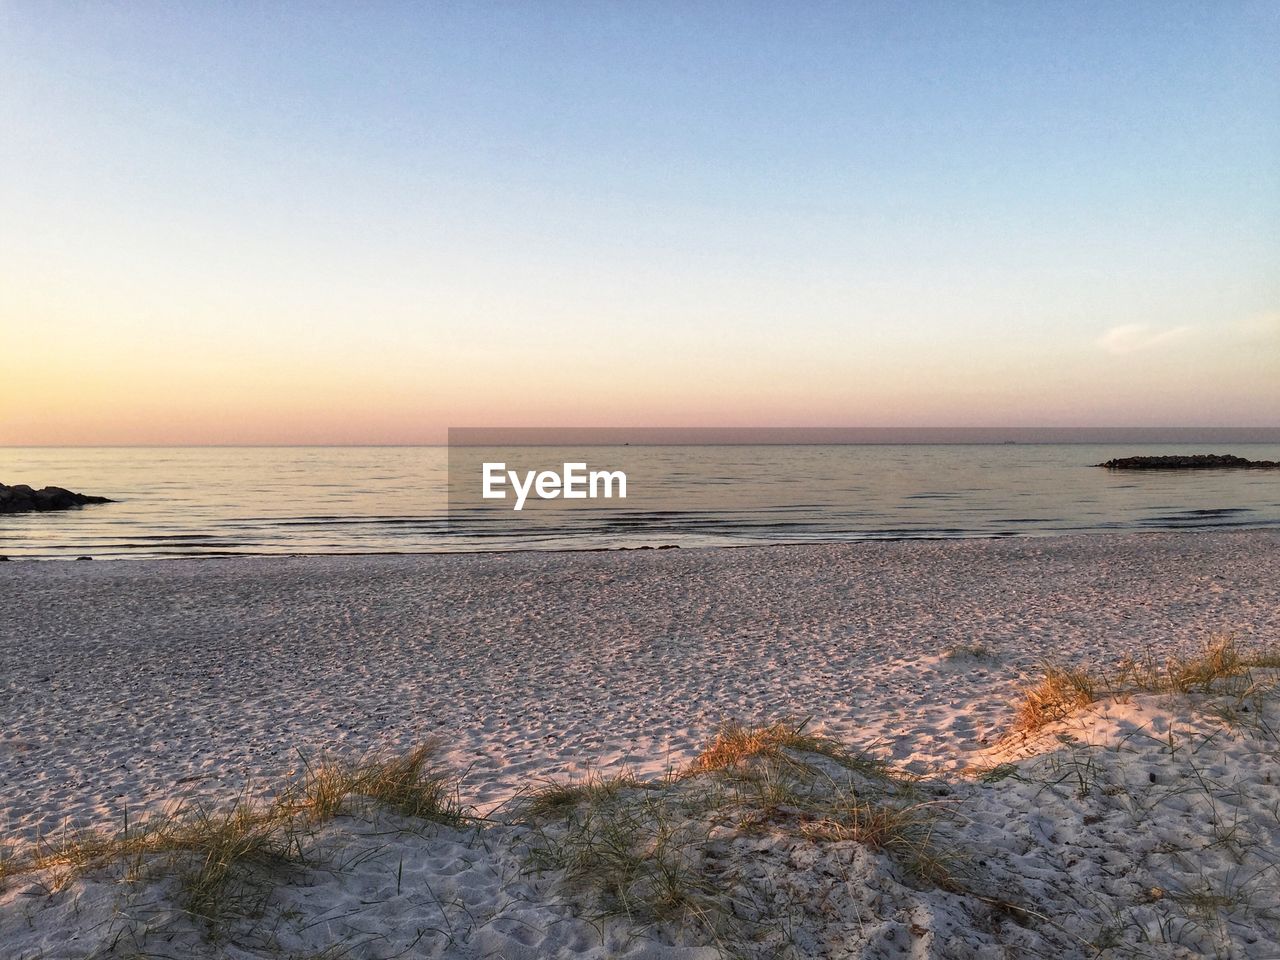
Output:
[{"xmin": 6, "ymin": 426, "xmax": 1280, "ymax": 449}]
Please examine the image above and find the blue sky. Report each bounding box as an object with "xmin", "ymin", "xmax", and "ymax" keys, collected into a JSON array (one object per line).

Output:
[{"xmin": 2, "ymin": 1, "xmax": 1277, "ymax": 442}]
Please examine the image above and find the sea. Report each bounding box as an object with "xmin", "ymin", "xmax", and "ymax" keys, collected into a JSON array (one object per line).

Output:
[{"xmin": 3, "ymin": 441, "xmax": 1279, "ymax": 559}]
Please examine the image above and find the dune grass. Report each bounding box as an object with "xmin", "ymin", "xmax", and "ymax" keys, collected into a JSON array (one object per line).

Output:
[
  {"xmin": 1014, "ymin": 665, "xmax": 1099, "ymax": 733},
  {"xmin": 798, "ymin": 794, "xmax": 961, "ymax": 888},
  {"xmin": 689, "ymin": 717, "xmax": 887, "ymax": 780},
  {"xmin": 520, "ymin": 718, "xmax": 966, "ymax": 954},
  {"xmin": 514, "ymin": 769, "xmax": 654, "ymax": 823},
  {"xmin": 526, "ymin": 786, "xmax": 725, "ymax": 933},
  {"xmin": 690, "ymin": 717, "xmax": 834, "ymax": 773},
  {"xmin": 4, "ymin": 699, "xmax": 1273, "ymax": 959},
  {"xmin": 1012, "ymin": 635, "xmax": 1280, "ymax": 735},
  {"xmin": 290, "ymin": 741, "xmax": 466, "ymax": 824},
  {"xmin": 169, "ymin": 802, "xmax": 306, "ymax": 927},
  {"xmin": 1117, "ymin": 634, "xmax": 1280, "ymax": 694},
  {"xmin": 0, "ymin": 741, "xmax": 464, "ymax": 930},
  {"xmin": 8, "ymin": 796, "xmax": 306, "ymax": 929}
]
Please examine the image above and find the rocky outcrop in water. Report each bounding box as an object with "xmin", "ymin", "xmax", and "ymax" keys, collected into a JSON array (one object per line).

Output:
[
  {"xmin": 0, "ymin": 484, "xmax": 114, "ymax": 514},
  {"xmin": 1097, "ymin": 454, "xmax": 1280, "ymax": 470}
]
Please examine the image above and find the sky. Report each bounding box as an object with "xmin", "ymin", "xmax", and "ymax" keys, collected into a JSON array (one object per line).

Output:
[{"xmin": 1, "ymin": 1, "xmax": 1277, "ymax": 445}]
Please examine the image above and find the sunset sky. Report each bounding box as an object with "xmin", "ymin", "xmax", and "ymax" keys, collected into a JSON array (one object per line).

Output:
[{"xmin": 2, "ymin": 2, "xmax": 1277, "ymax": 445}]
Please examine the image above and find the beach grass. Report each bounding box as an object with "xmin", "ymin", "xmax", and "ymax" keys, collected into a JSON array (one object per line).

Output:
[
  {"xmin": 688, "ymin": 717, "xmax": 887, "ymax": 780},
  {"xmin": 519, "ymin": 719, "xmax": 968, "ymax": 955},
  {"xmin": 1012, "ymin": 634, "xmax": 1280, "ymax": 735},
  {"xmin": 514, "ymin": 769, "xmax": 653, "ymax": 823},
  {"xmin": 10, "ymin": 797, "xmax": 306, "ymax": 929},
  {"xmin": 170, "ymin": 801, "xmax": 307, "ymax": 928},
  {"xmin": 290, "ymin": 740, "xmax": 466, "ymax": 825},
  {"xmin": 0, "ymin": 742, "xmax": 464, "ymax": 930},
  {"xmin": 1014, "ymin": 665, "xmax": 1099, "ymax": 733}
]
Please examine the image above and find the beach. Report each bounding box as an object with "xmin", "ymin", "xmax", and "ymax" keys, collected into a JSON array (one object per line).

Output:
[
  {"xmin": 3, "ymin": 530, "xmax": 1280, "ymax": 957},
  {"xmin": 4, "ymin": 529, "xmax": 1276, "ymax": 837},
  {"xmin": 8, "ymin": 1, "xmax": 1277, "ymax": 953}
]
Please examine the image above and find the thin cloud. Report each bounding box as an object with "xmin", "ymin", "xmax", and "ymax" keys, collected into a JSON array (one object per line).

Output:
[
  {"xmin": 1097, "ymin": 323, "xmax": 1196, "ymax": 355},
  {"xmin": 1234, "ymin": 312, "xmax": 1280, "ymax": 342}
]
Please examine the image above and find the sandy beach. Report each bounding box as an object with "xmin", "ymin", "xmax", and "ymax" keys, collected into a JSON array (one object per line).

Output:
[{"xmin": 3, "ymin": 530, "xmax": 1280, "ymax": 957}]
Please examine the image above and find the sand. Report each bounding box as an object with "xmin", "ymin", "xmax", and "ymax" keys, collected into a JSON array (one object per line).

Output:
[{"xmin": 2, "ymin": 530, "xmax": 1280, "ymax": 957}]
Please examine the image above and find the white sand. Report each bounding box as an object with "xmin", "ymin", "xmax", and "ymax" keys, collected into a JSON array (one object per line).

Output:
[{"xmin": 2, "ymin": 530, "xmax": 1279, "ymax": 957}]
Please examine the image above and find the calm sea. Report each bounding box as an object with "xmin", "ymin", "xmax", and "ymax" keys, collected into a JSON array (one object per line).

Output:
[{"xmin": 2, "ymin": 444, "xmax": 1279, "ymax": 559}]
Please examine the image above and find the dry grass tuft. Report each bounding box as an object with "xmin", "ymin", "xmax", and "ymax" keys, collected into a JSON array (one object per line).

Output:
[
  {"xmin": 289, "ymin": 741, "xmax": 465, "ymax": 825},
  {"xmin": 1013, "ymin": 666, "xmax": 1099, "ymax": 734},
  {"xmin": 13, "ymin": 799, "xmax": 303, "ymax": 925},
  {"xmin": 1165, "ymin": 636, "xmax": 1245, "ymax": 692},
  {"xmin": 800, "ymin": 796, "xmax": 960, "ymax": 887},
  {"xmin": 521, "ymin": 717, "xmax": 962, "ymax": 951},
  {"xmin": 688, "ymin": 718, "xmax": 875, "ymax": 777},
  {"xmin": 1119, "ymin": 634, "xmax": 1280, "ymax": 694},
  {"xmin": 341, "ymin": 742, "xmax": 464, "ymax": 822},
  {"xmin": 1012, "ymin": 635, "xmax": 1280, "ymax": 736},
  {"xmin": 167, "ymin": 802, "xmax": 304, "ymax": 925},
  {"xmin": 514, "ymin": 770, "xmax": 649, "ymax": 822},
  {"xmin": 524, "ymin": 785, "xmax": 726, "ymax": 938},
  {"xmin": 292, "ymin": 754, "xmax": 355, "ymax": 822},
  {"xmin": 0, "ymin": 842, "xmax": 15, "ymax": 889},
  {"xmin": 0, "ymin": 742, "xmax": 463, "ymax": 928},
  {"xmin": 24, "ymin": 817, "xmax": 174, "ymax": 892}
]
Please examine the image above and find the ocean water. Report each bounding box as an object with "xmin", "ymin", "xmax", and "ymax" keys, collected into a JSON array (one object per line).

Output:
[{"xmin": 2, "ymin": 444, "xmax": 1279, "ymax": 559}]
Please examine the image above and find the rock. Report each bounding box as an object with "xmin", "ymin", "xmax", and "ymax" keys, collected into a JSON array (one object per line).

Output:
[
  {"xmin": 1097, "ymin": 454, "xmax": 1280, "ymax": 470},
  {"xmin": 0, "ymin": 483, "xmax": 114, "ymax": 514}
]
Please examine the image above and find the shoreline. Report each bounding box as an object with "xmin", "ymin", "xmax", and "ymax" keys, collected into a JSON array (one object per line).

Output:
[{"xmin": 5, "ymin": 520, "xmax": 1280, "ymax": 563}]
